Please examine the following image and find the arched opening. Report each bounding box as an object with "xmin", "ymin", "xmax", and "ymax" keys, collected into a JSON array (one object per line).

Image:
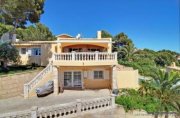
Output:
[{"xmin": 62, "ymin": 44, "xmax": 107, "ymax": 52}]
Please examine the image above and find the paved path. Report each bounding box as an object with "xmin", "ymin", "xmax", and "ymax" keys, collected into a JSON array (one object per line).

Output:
[{"xmin": 0, "ymin": 89, "xmax": 111, "ymax": 114}]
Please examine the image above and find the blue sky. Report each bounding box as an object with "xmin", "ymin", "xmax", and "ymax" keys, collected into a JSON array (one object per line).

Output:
[{"xmin": 40, "ymin": 0, "xmax": 180, "ymax": 52}]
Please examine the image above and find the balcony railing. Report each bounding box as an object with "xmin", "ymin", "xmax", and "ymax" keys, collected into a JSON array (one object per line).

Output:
[{"xmin": 53, "ymin": 52, "xmax": 117, "ymax": 62}]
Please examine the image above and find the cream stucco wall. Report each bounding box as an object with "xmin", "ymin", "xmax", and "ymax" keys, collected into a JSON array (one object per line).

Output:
[
  {"xmin": 14, "ymin": 43, "xmax": 58, "ymax": 66},
  {"xmin": 13, "ymin": 39, "xmax": 112, "ymax": 66},
  {"xmin": 58, "ymin": 66, "xmax": 112, "ymax": 89},
  {"xmin": 116, "ymin": 70, "xmax": 139, "ymax": 89},
  {"xmin": 16, "ymin": 45, "xmax": 41, "ymax": 65}
]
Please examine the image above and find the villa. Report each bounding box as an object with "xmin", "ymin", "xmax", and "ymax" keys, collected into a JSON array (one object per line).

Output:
[{"xmin": 11, "ymin": 31, "xmax": 139, "ymax": 98}]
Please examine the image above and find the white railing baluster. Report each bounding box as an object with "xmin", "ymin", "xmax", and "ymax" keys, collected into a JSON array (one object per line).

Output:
[
  {"xmin": 24, "ymin": 62, "xmax": 53, "ymax": 98},
  {"xmin": 53, "ymin": 52, "xmax": 117, "ymax": 62}
]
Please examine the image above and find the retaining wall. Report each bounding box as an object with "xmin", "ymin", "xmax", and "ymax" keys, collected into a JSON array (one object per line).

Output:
[{"xmin": 0, "ymin": 70, "xmax": 41, "ymax": 99}]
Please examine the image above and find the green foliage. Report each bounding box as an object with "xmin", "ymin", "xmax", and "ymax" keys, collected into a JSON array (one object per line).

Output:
[
  {"xmin": 155, "ymin": 51, "xmax": 176, "ymax": 66},
  {"xmin": 0, "ymin": 43, "xmax": 20, "ymax": 69},
  {"xmin": 0, "ymin": 23, "xmax": 55, "ymax": 41},
  {"xmin": 119, "ymin": 60, "xmax": 159, "ymax": 77},
  {"xmin": 0, "ymin": 23, "xmax": 13, "ymax": 37},
  {"xmin": 101, "ymin": 30, "xmax": 112, "ymax": 38},
  {"xmin": 115, "ymin": 89, "xmax": 160, "ymax": 112},
  {"xmin": 1, "ymin": 0, "xmax": 45, "ymax": 27},
  {"xmin": 16, "ymin": 23, "xmax": 55, "ymax": 41},
  {"xmin": 101, "ymin": 29, "xmax": 179, "ymax": 77},
  {"xmin": 114, "ymin": 32, "xmax": 133, "ymax": 46},
  {"xmin": 118, "ymin": 43, "xmax": 136, "ymax": 61},
  {"xmin": 139, "ymin": 70, "xmax": 180, "ymax": 113}
]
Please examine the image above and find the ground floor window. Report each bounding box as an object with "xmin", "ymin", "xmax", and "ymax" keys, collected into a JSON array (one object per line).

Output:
[
  {"xmin": 32, "ymin": 48, "xmax": 41, "ymax": 56},
  {"xmin": 64, "ymin": 72, "xmax": 72, "ymax": 87},
  {"xmin": 94, "ymin": 71, "xmax": 104, "ymax": 79},
  {"xmin": 21, "ymin": 48, "xmax": 27, "ymax": 54}
]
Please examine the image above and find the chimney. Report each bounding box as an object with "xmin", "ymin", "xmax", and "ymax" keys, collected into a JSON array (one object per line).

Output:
[{"xmin": 97, "ymin": 31, "xmax": 101, "ymax": 39}]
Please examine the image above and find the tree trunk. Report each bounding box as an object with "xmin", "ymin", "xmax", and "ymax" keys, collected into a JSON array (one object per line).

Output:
[
  {"xmin": 2, "ymin": 60, "xmax": 9, "ymax": 72},
  {"xmin": 3, "ymin": 61, "xmax": 8, "ymax": 69},
  {"xmin": 0, "ymin": 61, "xmax": 3, "ymax": 67}
]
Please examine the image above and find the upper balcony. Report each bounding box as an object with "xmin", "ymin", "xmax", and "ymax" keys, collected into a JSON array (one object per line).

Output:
[{"xmin": 52, "ymin": 52, "xmax": 117, "ymax": 66}]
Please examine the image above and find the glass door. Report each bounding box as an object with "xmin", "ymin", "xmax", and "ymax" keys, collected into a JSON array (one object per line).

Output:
[
  {"xmin": 64, "ymin": 71, "xmax": 82, "ymax": 87},
  {"xmin": 64, "ymin": 72, "xmax": 72, "ymax": 87},
  {"xmin": 73, "ymin": 71, "xmax": 82, "ymax": 87}
]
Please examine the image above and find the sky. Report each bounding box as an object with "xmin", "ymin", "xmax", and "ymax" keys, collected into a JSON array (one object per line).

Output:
[{"xmin": 40, "ymin": 0, "xmax": 180, "ymax": 52}]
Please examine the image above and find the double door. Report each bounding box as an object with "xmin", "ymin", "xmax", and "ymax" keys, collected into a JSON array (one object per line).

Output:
[{"xmin": 64, "ymin": 71, "xmax": 82, "ymax": 87}]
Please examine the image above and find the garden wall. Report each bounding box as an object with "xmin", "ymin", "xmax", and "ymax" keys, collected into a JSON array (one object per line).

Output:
[
  {"xmin": 116, "ymin": 69, "xmax": 139, "ymax": 89},
  {"xmin": 0, "ymin": 70, "xmax": 41, "ymax": 99}
]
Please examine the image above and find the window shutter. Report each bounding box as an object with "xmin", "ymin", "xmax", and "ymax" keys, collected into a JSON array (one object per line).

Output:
[
  {"xmin": 88, "ymin": 70, "xmax": 93, "ymax": 79},
  {"xmin": 104, "ymin": 70, "xmax": 109, "ymax": 79},
  {"xmin": 28, "ymin": 48, "xmax": 32, "ymax": 56}
]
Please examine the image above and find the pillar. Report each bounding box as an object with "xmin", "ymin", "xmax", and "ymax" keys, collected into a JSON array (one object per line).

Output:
[
  {"xmin": 31, "ymin": 106, "xmax": 38, "ymax": 118},
  {"xmin": 57, "ymin": 43, "xmax": 61, "ymax": 53},
  {"xmin": 76, "ymin": 99, "xmax": 82, "ymax": 115},
  {"xmin": 112, "ymin": 66, "xmax": 118, "ymax": 90},
  {"xmin": 53, "ymin": 66, "xmax": 59, "ymax": 95},
  {"xmin": 24, "ymin": 84, "xmax": 29, "ymax": 99},
  {"xmin": 111, "ymin": 94, "xmax": 116, "ymax": 108}
]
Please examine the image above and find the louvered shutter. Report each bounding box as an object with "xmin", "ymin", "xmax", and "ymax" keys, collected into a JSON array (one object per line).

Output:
[{"xmin": 104, "ymin": 70, "xmax": 109, "ymax": 79}]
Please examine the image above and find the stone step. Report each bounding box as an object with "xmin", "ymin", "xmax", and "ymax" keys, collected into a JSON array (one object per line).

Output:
[{"xmin": 28, "ymin": 71, "xmax": 55, "ymax": 98}]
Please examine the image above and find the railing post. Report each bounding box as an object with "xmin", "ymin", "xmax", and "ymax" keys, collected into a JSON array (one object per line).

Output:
[
  {"xmin": 95, "ymin": 51, "xmax": 98, "ymax": 61},
  {"xmin": 72, "ymin": 51, "xmax": 75, "ymax": 60},
  {"xmin": 76, "ymin": 99, "xmax": 82, "ymax": 115},
  {"xmin": 111, "ymin": 94, "xmax": 116, "ymax": 108},
  {"xmin": 24, "ymin": 84, "xmax": 29, "ymax": 99},
  {"xmin": 53, "ymin": 67, "xmax": 59, "ymax": 95},
  {"xmin": 115, "ymin": 52, "xmax": 118, "ymax": 61},
  {"xmin": 31, "ymin": 106, "xmax": 38, "ymax": 118}
]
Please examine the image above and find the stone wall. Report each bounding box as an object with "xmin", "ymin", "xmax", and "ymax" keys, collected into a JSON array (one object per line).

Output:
[{"xmin": 0, "ymin": 70, "xmax": 41, "ymax": 99}]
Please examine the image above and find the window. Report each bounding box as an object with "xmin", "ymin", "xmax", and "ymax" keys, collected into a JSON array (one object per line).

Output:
[
  {"xmin": 69, "ymin": 48, "xmax": 82, "ymax": 52},
  {"xmin": 32, "ymin": 48, "xmax": 41, "ymax": 56},
  {"xmin": 21, "ymin": 48, "xmax": 26, "ymax": 54},
  {"xmin": 64, "ymin": 72, "xmax": 72, "ymax": 86},
  {"xmin": 94, "ymin": 71, "xmax": 104, "ymax": 79},
  {"xmin": 73, "ymin": 72, "xmax": 81, "ymax": 87},
  {"xmin": 64, "ymin": 71, "xmax": 82, "ymax": 87},
  {"xmin": 88, "ymin": 48, "xmax": 100, "ymax": 52}
]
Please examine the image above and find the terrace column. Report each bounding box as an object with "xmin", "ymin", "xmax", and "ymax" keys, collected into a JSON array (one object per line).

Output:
[
  {"xmin": 112, "ymin": 65, "xmax": 118, "ymax": 90},
  {"xmin": 108, "ymin": 42, "xmax": 112, "ymax": 53},
  {"xmin": 57, "ymin": 42, "xmax": 61, "ymax": 53},
  {"xmin": 53, "ymin": 66, "xmax": 59, "ymax": 95}
]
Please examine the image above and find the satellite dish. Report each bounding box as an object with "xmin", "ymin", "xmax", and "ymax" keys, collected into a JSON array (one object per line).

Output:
[{"xmin": 76, "ymin": 34, "xmax": 81, "ymax": 39}]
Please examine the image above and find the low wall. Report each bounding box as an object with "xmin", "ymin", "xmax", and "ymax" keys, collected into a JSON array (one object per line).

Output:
[
  {"xmin": 116, "ymin": 70, "xmax": 139, "ymax": 89},
  {"xmin": 0, "ymin": 96, "xmax": 115, "ymax": 118},
  {"xmin": 0, "ymin": 70, "xmax": 41, "ymax": 99}
]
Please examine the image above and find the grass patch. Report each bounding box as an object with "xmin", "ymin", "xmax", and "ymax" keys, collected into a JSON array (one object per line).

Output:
[{"xmin": 0, "ymin": 65, "xmax": 44, "ymax": 76}]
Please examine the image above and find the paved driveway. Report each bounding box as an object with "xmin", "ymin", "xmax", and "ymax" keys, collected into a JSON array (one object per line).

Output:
[{"xmin": 0, "ymin": 89, "xmax": 111, "ymax": 114}]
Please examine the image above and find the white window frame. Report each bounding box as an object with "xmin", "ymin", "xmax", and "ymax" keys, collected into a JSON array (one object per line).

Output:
[
  {"xmin": 32, "ymin": 48, "xmax": 41, "ymax": 56},
  {"xmin": 63, "ymin": 71, "xmax": 82, "ymax": 87},
  {"xmin": 21, "ymin": 48, "xmax": 27, "ymax": 55},
  {"xmin": 94, "ymin": 70, "xmax": 104, "ymax": 79}
]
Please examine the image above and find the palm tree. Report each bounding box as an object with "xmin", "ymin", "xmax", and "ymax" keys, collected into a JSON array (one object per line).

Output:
[
  {"xmin": 139, "ymin": 70, "xmax": 180, "ymax": 118},
  {"xmin": 117, "ymin": 43, "xmax": 137, "ymax": 61}
]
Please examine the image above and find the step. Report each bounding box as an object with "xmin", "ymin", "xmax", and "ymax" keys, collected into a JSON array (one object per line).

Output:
[{"xmin": 28, "ymin": 72, "xmax": 55, "ymax": 98}]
